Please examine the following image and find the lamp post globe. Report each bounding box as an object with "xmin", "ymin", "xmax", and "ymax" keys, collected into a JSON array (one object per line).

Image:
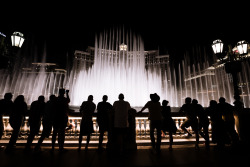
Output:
[
  {"xmin": 11, "ymin": 31, "xmax": 25, "ymax": 48},
  {"xmin": 212, "ymin": 39, "xmax": 224, "ymax": 60},
  {"xmin": 8, "ymin": 31, "xmax": 25, "ymax": 74},
  {"xmin": 212, "ymin": 39, "xmax": 224, "ymax": 54},
  {"xmin": 237, "ymin": 40, "xmax": 248, "ymax": 55}
]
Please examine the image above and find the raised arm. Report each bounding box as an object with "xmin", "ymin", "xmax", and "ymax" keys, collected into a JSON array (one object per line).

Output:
[
  {"xmin": 138, "ymin": 102, "xmax": 148, "ymax": 113},
  {"xmin": 179, "ymin": 105, "xmax": 184, "ymax": 114}
]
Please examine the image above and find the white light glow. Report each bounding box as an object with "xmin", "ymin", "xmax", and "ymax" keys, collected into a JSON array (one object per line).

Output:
[
  {"xmin": 119, "ymin": 43, "xmax": 127, "ymax": 51},
  {"xmin": 212, "ymin": 39, "xmax": 223, "ymax": 54},
  {"xmin": 11, "ymin": 31, "xmax": 25, "ymax": 48},
  {"xmin": 66, "ymin": 29, "xmax": 172, "ymax": 107},
  {"xmin": 237, "ymin": 40, "xmax": 248, "ymax": 55}
]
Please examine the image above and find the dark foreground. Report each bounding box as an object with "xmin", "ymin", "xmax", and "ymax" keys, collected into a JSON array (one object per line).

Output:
[{"xmin": 0, "ymin": 143, "xmax": 249, "ymax": 167}]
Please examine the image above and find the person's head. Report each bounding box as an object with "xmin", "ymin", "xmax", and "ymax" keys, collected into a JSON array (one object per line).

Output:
[
  {"xmin": 154, "ymin": 93, "xmax": 160, "ymax": 102},
  {"xmin": 162, "ymin": 100, "xmax": 169, "ymax": 106},
  {"xmin": 4, "ymin": 93, "xmax": 13, "ymax": 101},
  {"xmin": 150, "ymin": 94, "xmax": 154, "ymax": 101},
  {"xmin": 88, "ymin": 95, "xmax": 93, "ymax": 102},
  {"xmin": 59, "ymin": 88, "xmax": 65, "ymax": 96},
  {"xmin": 49, "ymin": 94, "xmax": 56, "ymax": 101},
  {"xmin": 14, "ymin": 95, "xmax": 25, "ymax": 103},
  {"xmin": 38, "ymin": 95, "xmax": 45, "ymax": 102},
  {"xmin": 118, "ymin": 93, "xmax": 124, "ymax": 100},
  {"xmin": 150, "ymin": 93, "xmax": 160, "ymax": 102},
  {"xmin": 102, "ymin": 95, "xmax": 108, "ymax": 102},
  {"xmin": 209, "ymin": 100, "xmax": 217, "ymax": 107},
  {"xmin": 219, "ymin": 97, "xmax": 226, "ymax": 103},
  {"xmin": 192, "ymin": 99, "xmax": 198, "ymax": 104},
  {"xmin": 185, "ymin": 97, "xmax": 192, "ymax": 104}
]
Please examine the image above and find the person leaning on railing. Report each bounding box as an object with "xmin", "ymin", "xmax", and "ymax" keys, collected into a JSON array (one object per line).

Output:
[
  {"xmin": 138, "ymin": 93, "xmax": 163, "ymax": 154},
  {"xmin": 5, "ymin": 95, "xmax": 27, "ymax": 152},
  {"xmin": 179, "ymin": 97, "xmax": 199, "ymax": 150}
]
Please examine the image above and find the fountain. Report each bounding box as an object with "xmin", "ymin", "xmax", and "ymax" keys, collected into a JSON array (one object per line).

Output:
[
  {"xmin": 65, "ymin": 28, "xmax": 174, "ymax": 107},
  {"xmin": 179, "ymin": 47, "xmax": 250, "ymax": 108},
  {"xmin": 0, "ymin": 27, "xmax": 249, "ymax": 108},
  {"xmin": 0, "ymin": 45, "xmax": 66, "ymax": 105}
]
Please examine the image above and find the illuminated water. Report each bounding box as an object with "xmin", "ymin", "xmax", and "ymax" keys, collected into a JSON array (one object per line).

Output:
[
  {"xmin": 65, "ymin": 28, "xmax": 250, "ymax": 107},
  {"xmin": 0, "ymin": 28, "xmax": 249, "ymax": 108},
  {"xmin": 0, "ymin": 47, "xmax": 66, "ymax": 105},
  {"xmin": 65, "ymin": 29, "xmax": 173, "ymax": 107}
]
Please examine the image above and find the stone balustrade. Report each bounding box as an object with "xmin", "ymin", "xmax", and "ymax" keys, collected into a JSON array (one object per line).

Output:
[
  {"xmin": 1, "ymin": 113, "xmax": 213, "ymax": 140},
  {"xmin": 2, "ymin": 108, "xmax": 249, "ymax": 149}
]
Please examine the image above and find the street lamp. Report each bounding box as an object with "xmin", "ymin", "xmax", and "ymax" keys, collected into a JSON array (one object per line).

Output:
[
  {"xmin": 211, "ymin": 39, "xmax": 249, "ymax": 104},
  {"xmin": 237, "ymin": 40, "xmax": 248, "ymax": 55},
  {"xmin": 7, "ymin": 31, "xmax": 25, "ymax": 73},
  {"xmin": 212, "ymin": 39, "xmax": 250, "ymax": 145},
  {"xmin": 11, "ymin": 31, "xmax": 25, "ymax": 48}
]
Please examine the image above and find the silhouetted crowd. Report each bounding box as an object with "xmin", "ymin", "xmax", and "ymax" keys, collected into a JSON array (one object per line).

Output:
[{"xmin": 0, "ymin": 90, "xmax": 243, "ymax": 154}]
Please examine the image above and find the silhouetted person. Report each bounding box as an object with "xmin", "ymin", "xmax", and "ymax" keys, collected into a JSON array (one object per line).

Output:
[
  {"xmin": 233, "ymin": 95, "xmax": 244, "ymax": 141},
  {"xmin": 52, "ymin": 89, "xmax": 70, "ymax": 152},
  {"xmin": 233, "ymin": 95, "xmax": 244, "ymax": 120},
  {"xmin": 138, "ymin": 93, "xmax": 163, "ymax": 153},
  {"xmin": 78, "ymin": 95, "xmax": 96, "ymax": 151},
  {"xmin": 113, "ymin": 93, "xmax": 131, "ymax": 154},
  {"xmin": 217, "ymin": 97, "xmax": 239, "ymax": 148},
  {"xmin": 35, "ymin": 94, "xmax": 56, "ymax": 151},
  {"xmin": 97, "ymin": 95, "xmax": 113, "ymax": 151},
  {"xmin": 192, "ymin": 99, "xmax": 209, "ymax": 150},
  {"xmin": 161, "ymin": 100, "xmax": 177, "ymax": 151},
  {"xmin": 205, "ymin": 100, "xmax": 228, "ymax": 150},
  {"xmin": 25, "ymin": 95, "xmax": 45, "ymax": 151},
  {"xmin": 179, "ymin": 97, "xmax": 199, "ymax": 150},
  {"xmin": 0, "ymin": 93, "xmax": 14, "ymax": 149},
  {"xmin": 233, "ymin": 95, "xmax": 244, "ymax": 111},
  {"xmin": 5, "ymin": 95, "xmax": 27, "ymax": 152}
]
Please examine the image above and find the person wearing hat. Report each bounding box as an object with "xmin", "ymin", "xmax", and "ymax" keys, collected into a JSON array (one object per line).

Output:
[{"xmin": 138, "ymin": 93, "xmax": 163, "ymax": 153}]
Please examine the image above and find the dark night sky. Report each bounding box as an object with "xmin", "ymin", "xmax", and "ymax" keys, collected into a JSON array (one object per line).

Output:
[{"xmin": 1, "ymin": 2, "xmax": 249, "ymax": 69}]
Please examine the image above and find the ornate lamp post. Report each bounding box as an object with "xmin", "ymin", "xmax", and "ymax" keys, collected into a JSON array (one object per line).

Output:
[
  {"xmin": 212, "ymin": 39, "xmax": 248, "ymax": 104},
  {"xmin": 8, "ymin": 31, "xmax": 25, "ymax": 73},
  {"xmin": 212, "ymin": 39, "xmax": 250, "ymax": 144}
]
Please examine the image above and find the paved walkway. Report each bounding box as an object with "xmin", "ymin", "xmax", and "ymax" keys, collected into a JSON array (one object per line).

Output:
[{"xmin": 0, "ymin": 142, "xmax": 249, "ymax": 167}]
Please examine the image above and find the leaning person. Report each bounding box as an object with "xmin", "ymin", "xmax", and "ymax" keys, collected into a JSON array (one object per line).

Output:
[
  {"xmin": 25, "ymin": 95, "xmax": 45, "ymax": 152},
  {"xmin": 161, "ymin": 100, "xmax": 177, "ymax": 151},
  {"xmin": 138, "ymin": 93, "xmax": 163, "ymax": 154},
  {"xmin": 5, "ymin": 95, "xmax": 27, "ymax": 152},
  {"xmin": 179, "ymin": 97, "xmax": 199, "ymax": 150},
  {"xmin": 34, "ymin": 95, "xmax": 57, "ymax": 151}
]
